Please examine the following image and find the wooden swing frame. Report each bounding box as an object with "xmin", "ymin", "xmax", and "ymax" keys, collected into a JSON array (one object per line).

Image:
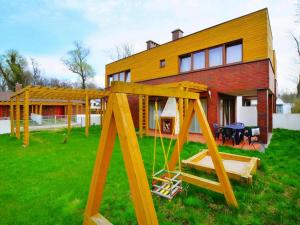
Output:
[{"xmin": 84, "ymin": 82, "xmax": 237, "ymax": 225}]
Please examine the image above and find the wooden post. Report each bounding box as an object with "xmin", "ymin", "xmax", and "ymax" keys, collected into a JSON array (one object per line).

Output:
[
  {"xmin": 68, "ymin": 102, "xmax": 71, "ymax": 133},
  {"xmin": 16, "ymin": 96, "xmax": 20, "ymax": 139},
  {"xmin": 193, "ymin": 99, "xmax": 237, "ymax": 207},
  {"xmin": 23, "ymin": 90, "xmax": 29, "ymax": 146},
  {"xmin": 39, "ymin": 104, "xmax": 43, "ymax": 115},
  {"xmin": 76, "ymin": 104, "xmax": 79, "ymax": 115},
  {"xmin": 145, "ymin": 95, "xmax": 149, "ymax": 135},
  {"xmin": 85, "ymin": 94, "xmax": 89, "ymax": 136},
  {"xmin": 84, "ymin": 93, "xmax": 158, "ymax": 225},
  {"xmin": 179, "ymin": 98, "xmax": 184, "ymax": 130},
  {"xmin": 10, "ymin": 100, "xmax": 14, "ymax": 136},
  {"xmin": 139, "ymin": 95, "xmax": 143, "ymax": 137}
]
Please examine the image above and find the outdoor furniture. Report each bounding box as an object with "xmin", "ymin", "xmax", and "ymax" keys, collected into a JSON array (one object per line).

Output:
[
  {"xmin": 213, "ymin": 123, "xmax": 220, "ymax": 140},
  {"xmin": 244, "ymin": 127, "xmax": 264, "ymax": 150},
  {"xmin": 221, "ymin": 127, "xmax": 235, "ymax": 145}
]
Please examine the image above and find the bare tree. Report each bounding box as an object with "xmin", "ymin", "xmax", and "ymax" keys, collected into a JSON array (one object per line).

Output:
[
  {"xmin": 30, "ymin": 58, "xmax": 43, "ymax": 85},
  {"xmin": 107, "ymin": 42, "xmax": 134, "ymax": 61},
  {"xmin": 62, "ymin": 41, "xmax": 95, "ymax": 89},
  {"xmin": 292, "ymin": 2, "xmax": 300, "ymax": 97}
]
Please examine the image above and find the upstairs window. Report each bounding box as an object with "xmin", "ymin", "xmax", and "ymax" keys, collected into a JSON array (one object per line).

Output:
[
  {"xmin": 160, "ymin": 59, "xmax": 166, "ymax": 68},
  {"xmin": 113, "ymin": 73, "xmax": 119, "ymax": 81},
  {"xmin": 209, "ymin": 46, "xmax": 223, "ymax": 67},
  {"xmin": 125, "ymin": 71, "xmax": 131, "ymax": 82},
  {"xmin": 119, "ymin": 72, "xmax": 125, "ymax": 81},
  {"xmin": 108, "ymin": 75, "xmax": 113, "ymax": 86},
  {"xmin": 226, "ymin": 43, "xmax": 242, "ymax": 64},
  {"xmin": 193, "ymin": 51, "xmax": 205, "ymax": 70},
  {"xmin": 180, "ymin": 55, "xmax": 191, "ymax": 72}
]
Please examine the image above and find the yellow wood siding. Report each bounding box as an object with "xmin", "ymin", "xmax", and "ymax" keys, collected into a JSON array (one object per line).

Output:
[{"xmin": 106, "ymin": 9, "xmax": 274, "ymax": 86}]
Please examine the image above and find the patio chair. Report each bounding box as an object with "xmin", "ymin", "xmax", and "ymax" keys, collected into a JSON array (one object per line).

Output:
[
  {"xmin": 213, "ymin": 123, "xmax": 220, "ymax": 140},
  {"xmin": 222, "ymin": 127, "xmax": 235, "ymax": 146},
  {"xmin": 244, "ymin": 127, "xmax": 265, "ymax": 150}
]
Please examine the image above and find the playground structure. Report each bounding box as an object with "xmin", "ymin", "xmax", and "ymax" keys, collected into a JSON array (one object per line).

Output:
[
  {"xmin": 9, "ymin": 86, "xmax": 108, "ymax": 146},
  {"xmin": 84, "ymin": 82, "xmax": 238, "ymax": 225},
  {"xmin": 182, "ymin": 150, "xmax": 260, "ymax": 184}
]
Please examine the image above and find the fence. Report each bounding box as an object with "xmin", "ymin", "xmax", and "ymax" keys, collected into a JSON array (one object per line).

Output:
[
  {"xmin": 0, "ymin": 114, "xmax": 101, "ymax": 134},
  {"xmin": 273, "ymin": 113, "xmax": 300, "ymax": 130}
]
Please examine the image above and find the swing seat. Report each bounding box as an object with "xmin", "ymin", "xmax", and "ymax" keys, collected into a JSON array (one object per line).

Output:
[{"xmin": 151, "ymin": 169, "xmax": 182, "ymax": 200}]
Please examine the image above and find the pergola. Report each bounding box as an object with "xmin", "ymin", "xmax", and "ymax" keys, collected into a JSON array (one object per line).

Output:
[
  {"xmin": 138, "ymin": 81, "xmax": 208, "ymax": 137},
  {"xmin": 10, "ymin": 86, "xmax": 108, "ymax": 146}
]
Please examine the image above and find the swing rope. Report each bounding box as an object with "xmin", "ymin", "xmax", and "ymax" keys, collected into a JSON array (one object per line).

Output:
[{"xmin": 152, "ymin": 99, "xmax": 182, "ymax": 178}]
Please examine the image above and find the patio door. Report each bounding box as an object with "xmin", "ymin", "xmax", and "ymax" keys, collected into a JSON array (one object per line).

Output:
[
  {"xmin": 189, "ymin": 98, "xmax": 207, "ymax": 134},
  {"xmin": 219, "ymin": 96, "xmax": 235, "ymax": 126}
]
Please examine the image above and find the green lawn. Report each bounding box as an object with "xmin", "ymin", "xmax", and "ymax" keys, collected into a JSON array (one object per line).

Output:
[{"xmin": 0, "ymin": 127, "xmax": 299, "ymax": 225}]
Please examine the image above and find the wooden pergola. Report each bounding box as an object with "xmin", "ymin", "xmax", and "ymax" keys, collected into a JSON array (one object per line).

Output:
[
  {"xmin": 139, "ymin": 81, "xmax": 208, "ymax": 137},
  {"xmin": 10, "ymin": 86, "xmax": 108, "ymax": 146}
]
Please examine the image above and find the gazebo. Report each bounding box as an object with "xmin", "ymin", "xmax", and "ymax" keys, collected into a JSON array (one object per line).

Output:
[{"xmin": 10, "ymin": 86, "xmax": 108, "ymax": 146}]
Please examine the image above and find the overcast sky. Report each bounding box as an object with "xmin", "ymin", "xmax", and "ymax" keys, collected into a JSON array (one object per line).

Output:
[{"xmin": 0, "ymin": 0, "xmax": 299, "ymax": 93}]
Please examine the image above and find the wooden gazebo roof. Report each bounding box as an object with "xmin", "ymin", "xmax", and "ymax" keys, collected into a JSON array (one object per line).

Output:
[{"xmin": 10, "ymin": 86, "xmax": 109, "ymax": 101}]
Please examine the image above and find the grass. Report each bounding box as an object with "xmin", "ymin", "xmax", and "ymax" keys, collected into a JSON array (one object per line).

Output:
[{"xmin": 0, "ymin": 126, "xmax": 299, "ymax": 225}]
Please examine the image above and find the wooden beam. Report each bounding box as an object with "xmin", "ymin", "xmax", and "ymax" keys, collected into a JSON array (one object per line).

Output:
[
  {"xmin": 179, "ymin": 98, "xmax": 183, "ymax": 129},
  {"xmin": 139, "ymin": 95, "xmax": 143, "ymax": 138},
  {"xmin": 193, "ymin": 99, "xmax": 237, "ymax": 207},
  {"xmin": 85, "ymin": 94, "xmax": 89, "ymax": 137},
  {"xmin": 180, "ymin": 172, "xmax": 223, "ymax": 194},
  {"xmin": 67, "ymin": 102, "xmax": 72, "ymax": 133},
  {"xmin": 23, "ymin": 90, "xmax": 29, "ymax": 147},
  {"xmin": 110, "ymin": 82, "xmax": 199, "ymax": 99},
  {"xmin": 39, "ymin": 104, "xmax": 43, "ymax": 115},
  {"xmin": 10, "ymin": 100, "xmax": 14, "ymax": 136},
  {"xmin": 145, "ymin": 95, "xmax": 149, "ymax": 135},
  {"xmin": 15, "ymin": 96, "xmax": 20, "ymax": 139}
]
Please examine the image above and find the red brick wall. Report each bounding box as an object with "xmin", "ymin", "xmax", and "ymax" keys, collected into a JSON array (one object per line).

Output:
[
  {"xmin": 257, "ymin": 89, "xmax": 269, "ymax": 143},
  {"xmin": 140, "ymin": 59, "xmax": 274, "ymax": 94}
]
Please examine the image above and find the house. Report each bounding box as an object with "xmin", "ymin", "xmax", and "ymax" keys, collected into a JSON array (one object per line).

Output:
[
  {"xmin": 276, "ymin": 98, "xmax": 292, "ymax": 114},
  {"xmin": 105, "ymin": 8, "xmax": 276, "ymax": 144}
]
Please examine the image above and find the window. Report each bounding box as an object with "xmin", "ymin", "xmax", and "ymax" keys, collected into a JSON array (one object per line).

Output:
[
  {"xmin": 160, "ymin": 59, "xmax": 166, "ymax": 68},
  {"xmin": 276, "ymin": 105, "xmax": 283, "ymax": 114},
  {"xmin": 119, "ymin": 72, "xmax": 125, "ymax": 81},
  {"xmin": 193, "ymin": 51, "xmax": 205, "ymax": 70},
  {"xmin": 226, "ymin": 43, "xmax": 242, "ymax": 64},
  {"xmin": 113, "ymin": 73, "xmax": 119, "ymax": 81},
  {"xmin": 209, "ymin": 46, "xmax": 223, "ymax": 67},
  {"xmin": 180, "ymin": 55, "xmax": 191, "ymax": 72},
  {"xmin": 125, "ymin": 71, "xmax": 131, "ymax": 82},
  {"xmin": 108, "ymin": 76, "xmax": 113, "ymax": 86}
]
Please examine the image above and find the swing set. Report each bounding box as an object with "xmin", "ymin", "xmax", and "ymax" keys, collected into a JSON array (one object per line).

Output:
[{"xmin": 83, "ymin": 82, "xmax": 237, "ymax": 225}]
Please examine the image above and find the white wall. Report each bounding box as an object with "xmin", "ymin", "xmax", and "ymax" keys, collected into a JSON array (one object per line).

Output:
[
  {"xmin": 273, "ymin": 114, "xmax": 300, "ymax": 130},
  {"xmin": 31, "ymin": 113, "xmax": 42, "ymax": 125},
  {"xmin": 76, "ymin": 114, "xmax": 101, "ymax": 126},
  {"xmin": 236, "ymin": 96, "xmax": 257, "ymax": 126},
  {"xmin": 0, "ymin": 120, "xmax": 11, "ymax": 134}
]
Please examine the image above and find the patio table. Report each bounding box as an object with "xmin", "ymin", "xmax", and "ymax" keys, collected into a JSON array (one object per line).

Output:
[{"xmin": 223, "ymin": 123, "xmax": 245, "ymax": 145}]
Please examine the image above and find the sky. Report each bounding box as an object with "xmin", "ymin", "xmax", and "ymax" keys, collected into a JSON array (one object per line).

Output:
[{"xmin": 0, "ymin": 0, "xmax": 299, "ymax": 93}]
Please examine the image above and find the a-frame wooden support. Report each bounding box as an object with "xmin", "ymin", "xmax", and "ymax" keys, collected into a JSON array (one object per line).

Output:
[
  {"xmin": 168, "ymin": 99, "xmax": 238, "ymax": 207},
  {"xmin": 84, "ymin": 93, "xmax": 158, "ymax": 225}
]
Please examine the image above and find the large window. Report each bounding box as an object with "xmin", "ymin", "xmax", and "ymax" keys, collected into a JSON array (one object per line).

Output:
[
  {"xmin": 125, "ymin": 71, "xmax": 131, "ymax": 82},
  {"xmin": 193, "ymin": 51, "xmax": 205, "ymax": 70},
  {"xmin": 226, "ymin": 43, "xmax": 242, "ymax": 64},
  {"xmin": 107, "ymin": 70, "xmax": 131, "ymax": 86},
  {"xmin": 180, "ymin": 55, "xmax": 191, "ymax": 72},
  {"xmin": 209, "ymin": 46, "xmax": 223, "ymax": 67}
]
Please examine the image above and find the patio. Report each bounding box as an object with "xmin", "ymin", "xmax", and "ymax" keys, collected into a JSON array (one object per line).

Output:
[{"xmin": 147, "ymin": 129, "xmax": 262, "ymax": 151}]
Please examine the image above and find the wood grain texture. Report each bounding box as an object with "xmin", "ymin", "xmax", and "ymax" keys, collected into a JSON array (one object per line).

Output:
[{"xmin": 106, "ymin": 9, "xmax": 274, "ymax": 85}]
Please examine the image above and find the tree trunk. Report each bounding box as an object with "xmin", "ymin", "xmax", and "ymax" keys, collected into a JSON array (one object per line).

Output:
[{"xmin": 297, "ymin": 74, "xmax": 300, "ymax": 97}]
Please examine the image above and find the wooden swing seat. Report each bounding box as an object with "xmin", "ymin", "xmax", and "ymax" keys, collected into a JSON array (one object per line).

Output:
[
  {"xmin": 151, "ymin": 169, "xmax": 182, "ymax": 200},
  {"xmin": 182, "ymin": 150, "xmax": 260, "ymax": 184}
]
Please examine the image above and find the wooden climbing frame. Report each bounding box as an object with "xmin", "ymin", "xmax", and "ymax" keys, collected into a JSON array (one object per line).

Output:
[{"xmin": 83, "ymin": 82, "xmax": 237, "ymax": 225}]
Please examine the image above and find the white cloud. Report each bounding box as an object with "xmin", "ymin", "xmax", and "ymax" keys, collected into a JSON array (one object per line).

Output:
[{"xmin": 23, "ymin": 0, "xmax": 300, "ymax": 91}]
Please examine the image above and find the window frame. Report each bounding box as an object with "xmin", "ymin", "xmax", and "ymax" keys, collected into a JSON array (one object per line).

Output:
[
  {"xmin": 160, "ymin": 59, "xmax": 166, "ymax": 68},
  {"xmin": 225, "ymin": 40, "xmax": 243, "ymax": 65},
  {"xmin": 179, "ymin": 53, "xmax": 192, "ymax": 73}
]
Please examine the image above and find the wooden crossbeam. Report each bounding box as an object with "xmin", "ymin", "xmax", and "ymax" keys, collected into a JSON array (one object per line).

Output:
[{"xmin": 110, "ymin": 82, "xmax": 199, "ymax": 99}]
